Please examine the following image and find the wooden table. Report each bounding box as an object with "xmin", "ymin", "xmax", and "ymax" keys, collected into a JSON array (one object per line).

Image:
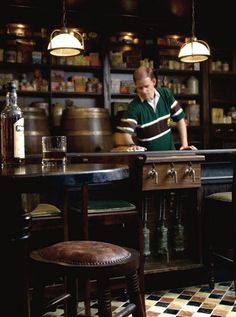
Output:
[{"xmin": 1, "ymin": 163, "xmax": 129, "ymax": 317}]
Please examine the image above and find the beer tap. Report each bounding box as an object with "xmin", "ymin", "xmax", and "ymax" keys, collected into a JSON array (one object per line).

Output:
[
  {"xmin": 185, "ymin": 162, "xmax": 196, "ymax": 182},
  {"xmin": 157, "ymin": 192, "xmax": 169, "ymax": 262},
  {"xmin": 148, "ymin": 163, "xmax": 158, "ymax": 184},
  {"xmin": 173, "ymin": 195, "xmax": 185, "ymax": 253},
  {"xmin": 143, "ymin": 194, "xmax": 151, "ymax": 257},
  {"xmin": 167, "ymin": 163, "xmax": 177, "ymax": 183}
]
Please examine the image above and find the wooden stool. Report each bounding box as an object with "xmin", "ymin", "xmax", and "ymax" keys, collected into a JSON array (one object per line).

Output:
[
  {"xmin": 204, "ymin": 191, "xmax": 235, "ymax": 291},
  {"xmin": 30, "ymin": 240, "xmax": 146, "ymax": 317}
]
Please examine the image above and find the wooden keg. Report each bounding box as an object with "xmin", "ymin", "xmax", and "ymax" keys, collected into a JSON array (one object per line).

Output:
[
  {"xmin": 23, "ymin": 107, "xmax": 50, "ymax": 154},
  {"xmin": 62, "ymin": 107, "xmax": 114, "ymax": 152}
]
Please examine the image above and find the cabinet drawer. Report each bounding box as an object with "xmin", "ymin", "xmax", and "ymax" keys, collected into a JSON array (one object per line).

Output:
[
  {"xmin": 212, "ymin": 125, "xmax": 236, "ymax": 136},
  {"xmin": 143, "ymin": 162, "xmax": 201, "ymax": 190}
]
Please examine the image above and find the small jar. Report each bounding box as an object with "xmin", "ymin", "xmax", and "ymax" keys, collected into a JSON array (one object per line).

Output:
[
  {"xmin": 215, "ymin": 60, "xmax": 222, "ymax": 71},
  {"xmin": 222, "ymin": 62, "xmax": 229, "ymax": 72}
]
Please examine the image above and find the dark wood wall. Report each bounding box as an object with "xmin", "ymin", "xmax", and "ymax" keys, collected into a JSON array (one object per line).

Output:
[{"xmin": 1, "ymin": 0, "xmax": 236, "ymax": 47}]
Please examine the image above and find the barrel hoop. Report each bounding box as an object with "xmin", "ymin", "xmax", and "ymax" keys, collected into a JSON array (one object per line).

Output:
[
  {"xmin": 66, "ymin": 130, "xmax": 111, "ymax": 136},
  {"xmin": 66, "ymin": 114, "xmax": 108, "ymax": 119},
  {"xmin": 25, "ymin": 131, "xmax": 49, "ymax": 136},
  {"xmin": 24, "ymin": 115, "xmax": 47, "ymax": 119}
]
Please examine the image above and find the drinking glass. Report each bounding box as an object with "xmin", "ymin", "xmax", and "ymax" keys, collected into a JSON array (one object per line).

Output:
[{"xmin": 42, "ymin": 135, "xmax": 67, "ymax": 166}]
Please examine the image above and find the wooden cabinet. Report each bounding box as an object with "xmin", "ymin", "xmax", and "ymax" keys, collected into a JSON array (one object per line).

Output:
[
  {"xmin": 208, "ymin": 48, "xmax": 236, "ymax": 148},
  {"xmin": 2, "ymin": 25, "xmax": 236, "ymax": 150},
  {"xmin": 107, "ymin": 34, "xmax": 207, "ymax": 149},
  {"xmin": 156, "ymin": 43, "xmax": 205, "ymax": 149},
  {"xmin": 0, "ymin": 27, "xmax": 49, "ymax": 96},
  {"xmin": 142, "ymin": 153, "xmax": 205, "ymax": 278},
  {"xmin": 0, "ymin": 29, "xmax": 104, "ymax": 133},
  {"xmin": 106, "ymin": 32, "xmax": 154, "ymax": 129}
]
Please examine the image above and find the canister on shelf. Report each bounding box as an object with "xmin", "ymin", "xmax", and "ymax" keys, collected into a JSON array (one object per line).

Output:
[
  {"xmin": 0, "ymin": 48, "xmax": 4, "ymax": 62},
  {"xmin": 187, "ymin": 76, "xmax": 199, "ymax": 94},
  {"xmin": 222, "ymin": 62, "xmax": 229, "ymax": 72},
  {"xmin": 185, "ymin": 100, "xmax": 200, "ymax": 126},
  {"xmin": 5, "ymin": 50, "xmax": 16, "ymax": 63},
  {"xmin": 229, "ymin": 107, "xmax": 236, "ymax": 123},
  {"xmin": 6, "ymin": 23, "xmax": 32, "ymax": 37}
]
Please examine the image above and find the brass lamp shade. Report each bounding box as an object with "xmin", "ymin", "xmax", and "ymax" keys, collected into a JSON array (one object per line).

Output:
[
  {"xmin": 178, "ymin": 38, "xmax": 210, "ymax": 63},
  {"xmin": 178, "ymin": 0, "xmax": 210, "ymax": 63},
  {"xmin": 48, "ymin": 27, "xmax": 84, "ymax": 57}
]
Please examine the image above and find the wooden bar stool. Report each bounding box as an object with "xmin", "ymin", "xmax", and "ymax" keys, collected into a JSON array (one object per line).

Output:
[
  {"xmin": 30, "ymin": 240, "xmax": 146, "ymax": 317},
  {"xmin": 204, "ymin": 190, "xmax": 235, "ymax": 293},
  {"xmin": 66, "ymin": 153, "xmax": 146, "ymax": 313}
]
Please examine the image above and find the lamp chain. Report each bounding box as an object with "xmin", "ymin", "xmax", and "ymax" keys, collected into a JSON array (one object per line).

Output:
[
  {"xmin": 62, "ymin": 0, "xmax": 67, "ymax": 28},
  {"xmin": 191, "ymin": 0, "xmax": 195, "ymax": 38}
]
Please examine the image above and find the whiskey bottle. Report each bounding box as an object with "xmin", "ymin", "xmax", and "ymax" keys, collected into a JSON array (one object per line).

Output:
[{"xmin": 1, "ymin": 81, "xmax": 25, "ymax": 165}]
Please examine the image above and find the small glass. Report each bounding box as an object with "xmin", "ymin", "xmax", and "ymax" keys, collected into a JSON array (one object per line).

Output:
[{"xmin": 42, "ymin": 135, "xmax": 67, "ymax": 166}]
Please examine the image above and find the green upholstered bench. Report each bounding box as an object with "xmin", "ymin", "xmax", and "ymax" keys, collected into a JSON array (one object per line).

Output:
[
  {"xmin": 31, "ymin": 203, "xmax": 62, "ymax": 217},
  {"xmin": 70, "ymin": 200, "xmax": 136, "ymax": 213},
  {"xmin": 30, "ymin": 203, "xmax": 63, "ymax": 235},
  {"xmin": 206, "ymin": 192, "xmax": 232, "ymax": 203}
]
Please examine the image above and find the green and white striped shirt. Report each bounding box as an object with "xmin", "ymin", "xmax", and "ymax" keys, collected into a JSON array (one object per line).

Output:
[{"xmin": 117, "ymin": 87, "xmax": 185, "ymax": 151}]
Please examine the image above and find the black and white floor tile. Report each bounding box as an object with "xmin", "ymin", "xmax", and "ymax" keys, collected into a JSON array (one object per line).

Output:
[{"xmin": 43, "ymin": 281, "xmax": 235, "ymax": 317}]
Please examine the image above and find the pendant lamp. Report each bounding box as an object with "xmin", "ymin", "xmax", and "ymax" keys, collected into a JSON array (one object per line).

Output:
[
  {"xmin": 178, "ymin": 0, "xmax": 210, "ymax": 63},
  {"xmin": 48, "ymin": 0, "xmax": 84, "ymax": 57}
]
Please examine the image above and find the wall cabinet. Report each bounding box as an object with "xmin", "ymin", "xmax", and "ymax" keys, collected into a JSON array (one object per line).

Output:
[
  {"xmin": 208, "ymin": 48, "xmax": 236, "ymax": 148},
  {"xmin": 0, "ymin": 29, "xmax": 104, "ymax": 137},
  {"xmin": 1, "ymin": 26, "xmax": 236, "ymax": 150}
]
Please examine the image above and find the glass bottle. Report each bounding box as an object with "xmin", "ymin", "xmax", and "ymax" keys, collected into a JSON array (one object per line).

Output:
[{"xmin": 1, "ymin": 81, "xmax": 25, "ymax": 165}]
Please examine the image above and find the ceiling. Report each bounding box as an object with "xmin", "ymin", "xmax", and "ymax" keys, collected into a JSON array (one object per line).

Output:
[{"xmin": 1, "ymin": 0, "xmax": 236, "ymax": 47}]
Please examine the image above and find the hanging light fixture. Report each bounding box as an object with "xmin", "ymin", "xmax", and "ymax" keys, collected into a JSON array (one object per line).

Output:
[
  {"xmin": 178, "ymin": 0, "xmax": 210, "ymax": 63},
  {"xmin": 48, "ymin": 0, "xmax": 84, "ymax": 57}
]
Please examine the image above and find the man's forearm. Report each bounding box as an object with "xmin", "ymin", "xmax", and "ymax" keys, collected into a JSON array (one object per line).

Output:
[{"xmin": 177, "ymin": 119, "xmax": 188, "ymax": 148}]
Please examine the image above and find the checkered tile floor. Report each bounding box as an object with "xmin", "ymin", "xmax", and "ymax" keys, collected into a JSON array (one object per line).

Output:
[{"xmin": 43, "ymin": 281, "xmax": 235, "ymax": 317}]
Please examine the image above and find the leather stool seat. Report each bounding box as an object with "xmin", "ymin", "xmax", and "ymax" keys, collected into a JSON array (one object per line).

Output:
[
  {"xmin": 30, "ymin": 241, "xmax": 146, "ymax": 317},
  {"xmin": 32, "ymin": 241, "xmax": 133, "ymax": 268}
]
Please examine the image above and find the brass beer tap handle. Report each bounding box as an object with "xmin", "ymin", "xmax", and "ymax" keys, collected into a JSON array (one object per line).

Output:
[
  {"xmin": 166, "ymin": 163, "xmax": 177, "ymax": 183},
  {"xmin": 148, "ymin": 163, "xmax": 158, "ymax": 184},
  {"xmin": 184, "ymin": 163, "xmax": 196, "ymax": 182}
]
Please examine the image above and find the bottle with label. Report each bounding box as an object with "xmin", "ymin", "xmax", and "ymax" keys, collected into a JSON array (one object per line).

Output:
[{"xmin": 1, "ymin": 81, "xmax": 25, "ymax": 165}]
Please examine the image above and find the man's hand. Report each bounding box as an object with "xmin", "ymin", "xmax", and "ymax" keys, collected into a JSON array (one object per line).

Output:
[
  {"xmin": 179, "ymin": 145, "xmax": 198, "ymax": 151},
  {"xmin": 127, "ymin": 145, "xmax": 147, "ymax": 152},
  {"xmin": 111, "ymin": 145, "xmax": 147, "ymax": 152}
]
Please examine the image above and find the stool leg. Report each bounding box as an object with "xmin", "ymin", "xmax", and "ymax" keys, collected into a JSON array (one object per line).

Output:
[
  {"xmin": 31, "ymin": 282, "xmax": 45, "ymax": 317},
  {"xmin": 83, "ymin": 279, "xmax": 91, "ymax": 316},
  {"xmin": 97, "ymin": 277, "xmax": 112, "ymax": 317},
  {"xmin": 66, "ymin": 275, "xmax": 78, "ymax": 317},
  {"xmin": 126, "ymin": 272, "xmax": 146, "ymax": 317}
]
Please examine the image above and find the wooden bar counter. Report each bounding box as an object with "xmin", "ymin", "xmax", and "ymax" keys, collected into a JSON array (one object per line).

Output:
[{"xmin": 68, "ymin": 149, "xmax": 236, "ymax": 289}]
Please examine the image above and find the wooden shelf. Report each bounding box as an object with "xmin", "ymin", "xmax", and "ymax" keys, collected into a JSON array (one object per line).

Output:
[
  {"xmin": 51, "ymin": 92, "xmax": 103, "ymax": 98},
  {"xmin": 144, "ymin": 257, "xmax": 203, "ymax": 274},
  {"xmin": 51, "ymin": 65, "xmax": 102, "ymax": 72}
]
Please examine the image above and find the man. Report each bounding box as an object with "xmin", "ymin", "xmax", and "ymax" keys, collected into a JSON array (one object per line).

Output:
[{"xmin": 113, "ymin": 66, "xmax": 196, "ymax": 152}]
